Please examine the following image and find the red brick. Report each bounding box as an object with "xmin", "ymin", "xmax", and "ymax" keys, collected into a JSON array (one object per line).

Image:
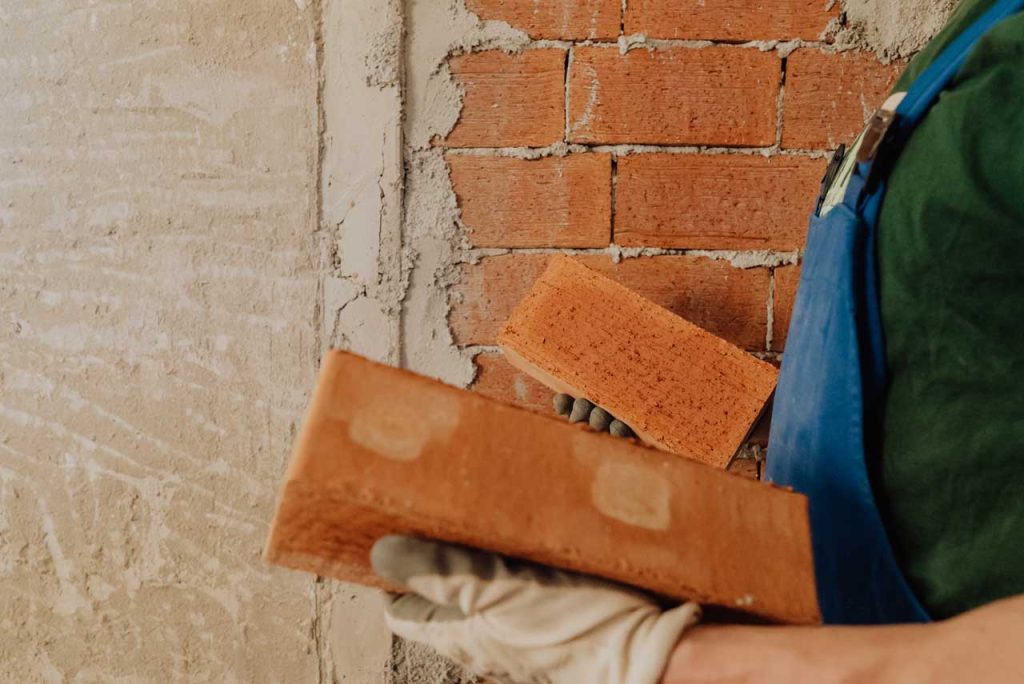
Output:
[
  {"xmin": 616, "ymin": 153, "xmax": 824, "ymax": 250},
  {"xmin": 782, "ymin": 50, "xmax": 903, "ymax": 150},
  {"xmin": 445, "ymin": 49, "xmax": 567, "ymax": 148},
  {"xmin": 500, "ymin": 256, "xmax": 778, "ymax": 468},
  {"xmin": 466, "ymin": 0, "xmax": 621, "ymax": 40},
  {"xmin": 448, "ymin": 153, "xmax": 611, "ymax": 248},
  {"xmin": 772, "ymin": 264, "xmax": 801, "ymax": 351},
  {"xmin": 450, "ymin": 253, "xmax": 770, "ymax": 350},
  {"xmin": 471, "ymin": 352, "xmax": 552, "ymax": 414},
  {"xmin": 266, "ymin": 350, "xmax": 819, "ymax": 624},
  {"xmin": 626, "ymin": 0, "xmax": 839, "ymax": 41},
  {"xmin": 568, "ymin": 47, "xmax": 780, "ymax": 146}
]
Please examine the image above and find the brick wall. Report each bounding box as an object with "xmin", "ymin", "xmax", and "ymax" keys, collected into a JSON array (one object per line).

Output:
[{"xmin": 448, "ymin": 1, "xmax": 901, "ymax": 474}]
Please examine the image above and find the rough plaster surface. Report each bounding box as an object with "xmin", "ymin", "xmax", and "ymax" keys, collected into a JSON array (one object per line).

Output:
[
  {"xmin": 317, "ymin": 0, "xmax": 405, "ymax": 680},
  {"xmin": 399, "ymin": 0, "xmax": 526, "ymax": 385},
  {"xmin": 0, "ymin": 0, "xmax": 323, "ymax": 681},
  {"xmin": 320, "ymin": 0, "xmax": 405, "ymax": 367},
  {"xmin": 839, "ymin": 0, "xmax": 959, "ymax": 58}
]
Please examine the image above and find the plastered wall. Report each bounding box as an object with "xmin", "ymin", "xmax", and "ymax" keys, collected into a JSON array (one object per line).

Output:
[
  {"xmin": 1, "ymin": 0, "xmax": 956, "ymax": 682},
  {"xmin": 0, "ymin": 0, "xmax": 326, "ymax": 680}
]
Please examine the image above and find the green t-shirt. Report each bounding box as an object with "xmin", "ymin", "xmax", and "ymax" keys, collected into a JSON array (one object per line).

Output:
[{"xmin": 877, "ymin": 0, "xmax": 1024, "ymax": 618}]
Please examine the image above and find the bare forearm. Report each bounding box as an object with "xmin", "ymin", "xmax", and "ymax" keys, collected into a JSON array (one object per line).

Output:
[
  {"xmin": 662, "ymin": 595, "xmax": 1024, "ymax": 684},
  {"xmin": 661, "ymin": 622, "xmax": 926, "ymax": 684}
]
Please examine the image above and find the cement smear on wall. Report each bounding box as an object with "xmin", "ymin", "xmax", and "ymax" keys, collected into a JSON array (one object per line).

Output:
[
  {"xmin": 839, "ymin": 0, "xmax": 960, "ymax": 59},
  {"xmin": 378, "ymin": 0, "xmax": 534, "ymax": 679},
  {"xmin": 400, "ymin": 0, "xmax": 527, "ymax": 386}
]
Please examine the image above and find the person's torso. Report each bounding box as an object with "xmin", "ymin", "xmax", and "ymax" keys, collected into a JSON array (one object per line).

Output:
[{"xmin": 875, "ymin": 0, "xmax": 1024, "ymax": 618}]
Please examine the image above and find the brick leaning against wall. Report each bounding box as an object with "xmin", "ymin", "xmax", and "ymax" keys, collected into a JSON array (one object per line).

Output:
[{"xmin": 446, "ymin": 0, "xmax": 901, "ymax": 478}]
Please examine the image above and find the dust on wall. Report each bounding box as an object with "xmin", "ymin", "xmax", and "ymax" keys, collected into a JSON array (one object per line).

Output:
[
  {"xmin": 0, "ymin": 0, "xmax": 323, "ymax": 681},
  {"xmin": 839, "ymin": 0, "xmax": 961, "ymax": 58}
]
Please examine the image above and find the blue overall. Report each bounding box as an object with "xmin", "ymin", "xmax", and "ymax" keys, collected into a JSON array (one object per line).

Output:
[{"xmin": 765, "ymin": 0, "xmax": 1024, "ymax": 625}]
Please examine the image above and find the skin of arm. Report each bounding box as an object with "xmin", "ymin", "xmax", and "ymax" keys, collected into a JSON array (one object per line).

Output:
[{"xmin": 661, "ymin": 594, "xmax": 1024, "ymax": 684}]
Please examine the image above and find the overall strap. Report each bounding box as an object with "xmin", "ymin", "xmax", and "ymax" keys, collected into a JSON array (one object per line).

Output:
[
  {"xmin": 857, "ymin": 0, "xmax": 1024, "ymax": 397},
  {"xmin": 860, "ymin": 0, "xmax": 1024, "ymax": 194}
]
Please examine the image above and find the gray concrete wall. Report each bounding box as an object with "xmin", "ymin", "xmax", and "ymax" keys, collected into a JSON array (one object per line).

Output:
[{"xmin": 0, "ymin": 0, "xmax": 327, "ymax": 680}]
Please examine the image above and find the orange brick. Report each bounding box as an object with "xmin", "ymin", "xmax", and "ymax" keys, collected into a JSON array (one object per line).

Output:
[
  {"xmin": 782, "ymin": 50, "xmax": 903, "ymax": 150},
  {"xmin": 616, "ymin": 154, "xmax": 824, "ymax": 250},
  {"xmin": 450, "ymin": 254, "xmax": 770, "ymax": 349},
  {"xmin": 471, "ymin": 352, "xmax": 552, "ymax": 414},
  {"xmin": 568, "ymin": 47, "xmax": 780, "ymax": 146},
  {"xmin": 772, "ymin": 264, "xmax": 801, "ymax": 351},
  {"xmin": 266, "ymin": 350, "xmax": 819, "ymax": 624},
  {"xmin": 626, "ymin": 0, "xmax": 838, "ymax": 40},
  {"xmin": 499, "ymin": 256, "xmax": 778, "ymax": 467},
  {"xmin": 448, "ymin": 153, "xmax": 612, "ymax": 248},
  {"xmin": 466, "ymin": 0, "xmax": 621, "ymax": 40},
  {"xmin": 445, "ymin": 49, "xmax": 567, "ymax": 148}
]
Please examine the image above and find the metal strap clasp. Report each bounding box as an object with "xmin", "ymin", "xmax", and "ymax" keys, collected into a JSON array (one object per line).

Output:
[{"xmin": 856, "ymin": 109, "xmax": 898, "ymax": 163}]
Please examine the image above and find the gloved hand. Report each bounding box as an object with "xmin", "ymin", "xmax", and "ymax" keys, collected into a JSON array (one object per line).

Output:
[
  {"xmin": 552, "ymin": 393, "xmax": 635, "ymax": 438},
  {"xmin": 371, "ymin": 535, "xmax": 700, "ymax": 684}
]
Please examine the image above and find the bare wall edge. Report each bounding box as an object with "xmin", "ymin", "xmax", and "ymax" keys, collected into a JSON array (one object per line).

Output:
[{"xmin": 316, "ymin": 0, "xmax": 407, "ymax": 681}]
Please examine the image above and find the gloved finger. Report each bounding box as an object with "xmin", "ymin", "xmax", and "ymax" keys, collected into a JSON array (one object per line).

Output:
[
  {"xmin": 568, "ymin": 397, "xmax": 594, "ymax": 423},
  {"xmin": 609, "ymin": 419, "xmax": 635, "ymax": 438},
  {"xmin": 552, "ymin": 393, "xmax": 574, "ymax": 417},
  {"xmin": 384, "ymin": 591, "xmax": 467, "ymax": 626},
  {"xmin": 372, "ymin": 535, "xmax": 575, "ymax": 614},
  {"xmin": 588, "ymin": 406, "xmax": 613, "ymax": 432},
  {"xmin": 382, "ymin": 593, "xmax": 480, "ymax": 669},
  {"xmin": 372, "ymin": 535, "xmax": 494, "ymax": 591}
]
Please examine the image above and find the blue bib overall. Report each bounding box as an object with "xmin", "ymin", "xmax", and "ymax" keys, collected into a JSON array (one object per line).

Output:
[{"xmin": 765, "ymin": 0, "xmax": 1024, "ymax": 625}]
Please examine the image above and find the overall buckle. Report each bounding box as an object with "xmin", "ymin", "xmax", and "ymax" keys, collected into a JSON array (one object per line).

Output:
[{"xmin": 856, "ymin": 109, "xmax": 898, "ymax": 163}]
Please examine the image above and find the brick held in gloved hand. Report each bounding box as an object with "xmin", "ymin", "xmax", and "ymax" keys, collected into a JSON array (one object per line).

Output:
[
  {"xmin": 499, "ymin": 256, "xmax": 777, "ymax": 469},
  {"xmin": 264, "ymin": 350, "xmax": 821, "ymax": 625}
]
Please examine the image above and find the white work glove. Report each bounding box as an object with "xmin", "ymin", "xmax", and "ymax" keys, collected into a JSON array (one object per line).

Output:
[{"xmin": 371, "ymin": 535, "xmax": 701, "ymax": 684}]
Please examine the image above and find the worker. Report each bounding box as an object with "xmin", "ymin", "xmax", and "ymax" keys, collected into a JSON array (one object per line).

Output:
[{"xmin": 371, "ymin": 0, "xmax": 1024, "ymax": 681}]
